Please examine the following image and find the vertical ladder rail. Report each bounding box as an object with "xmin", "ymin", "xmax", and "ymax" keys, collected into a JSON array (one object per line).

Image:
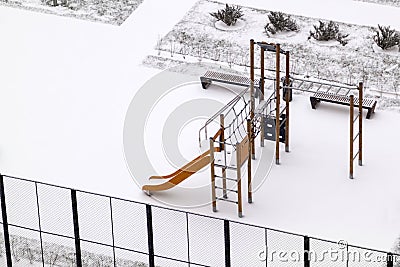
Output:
[
  {"xmin": 359, "ymin": 82, "xmax": 363, "ymax": 166},
  {"xmin": 350, "ymin": 95, "xmax": 354, "ymax": 179},
  {"xmin": 210, "ymin": 138, "xmax": 217, "ymax": 212},
  {"xmin": 236, "ymin": 142, "xmax": 243, "ymax": 218},
  {"xmin": 275, "ymin": 44, "xmax": 281, "ymax": 165}
]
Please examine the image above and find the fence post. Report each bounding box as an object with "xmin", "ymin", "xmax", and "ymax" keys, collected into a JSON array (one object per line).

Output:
[
  {"xmin": 71, "ymin": 190, "xmax": 83, "ymax": 267},
  {"xmin": 0, "ymin": 174, "xmax": 12, "ymax": 267},
  {"xmin": 224, "ymin": 220, "xmax": 231, "ymax": 267},
  {"xmin": 146, "ymin": 204, "xmax": 155, "ymax": 267},
  {"xmin": 304, "ymin": 236, "xmax": 310, "ymax": 267},
  {"xmin": 387, "ymin": 253, "xmax": 393, "ymax": 267}
]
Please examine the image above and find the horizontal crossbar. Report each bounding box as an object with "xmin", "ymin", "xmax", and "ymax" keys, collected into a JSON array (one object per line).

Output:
[
  {"xmin": 215, "ymin": 186, "xmax": 238, "ymax": 193},
  {"xmin": 216, "ymin": 197, "xmax": 238, "ymax": 204},
  {"xmin": 214, "ymin": 175, "xmax": 237, "ymax": 182}
]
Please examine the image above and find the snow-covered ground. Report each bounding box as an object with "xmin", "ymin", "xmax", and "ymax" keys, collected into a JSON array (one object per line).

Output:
[
  {"xmin": 0, "ymin": 0, "xmax": 144, "ymax": 25},
  {"xmin": 355, "ymin": 0, "xmax": 400, "ymax": 8},
  {"xmin": 1, "ymin": 0, "xmax": 400, "ymax": 263},
  {"xmin": 146, "ymin": 0, "xmax": 400, "ymax": 106}
]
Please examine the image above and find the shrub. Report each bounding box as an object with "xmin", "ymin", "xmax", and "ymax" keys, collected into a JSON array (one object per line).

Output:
[
  {"xmin": 210, "ymin": 4, "xmax": 244, "ymax": 26},
  {"xmin": 264, "ymin": 11, "xmax": 299, "ymax": 35},
  {"xmin": 373, "ymin": 24, "xmax": 400, "ymax": 50},
  {"xmin": 309, "ymin": 20, "xmax": 349, "ymax": 46}
]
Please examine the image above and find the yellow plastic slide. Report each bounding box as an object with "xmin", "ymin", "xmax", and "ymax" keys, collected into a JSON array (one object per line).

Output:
[{"xmin": 142, "ymin": 148, "xmax": 220, "ymax": 192}]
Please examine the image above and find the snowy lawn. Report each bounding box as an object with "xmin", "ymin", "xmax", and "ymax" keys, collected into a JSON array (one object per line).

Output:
[
  {"xmin": 354, "ymin": 0, "xmax": 400, "ymax": 8},
  {"xmin": 145, "ymin": 0, "xmax": 400, "ymax": 101},
  {"xmin": 0, "ymin": 0, "xmax": 144, "ymax": 25}
]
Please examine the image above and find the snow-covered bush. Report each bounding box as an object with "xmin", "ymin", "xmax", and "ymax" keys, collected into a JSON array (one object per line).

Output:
[
  {"xmin": 210, "ymin": 4, "xmax": 244, "ymax": 26},
  {"xmin": 309, "ymin": 20, "xmax": 349, "ymax": 46},
  {"xmin": 264, "ymin": 11, "xmax": 299, "ymax": 35},
  {"xmin": 373, "ymin": 25, "xmax": 400, "ymax": 50}
]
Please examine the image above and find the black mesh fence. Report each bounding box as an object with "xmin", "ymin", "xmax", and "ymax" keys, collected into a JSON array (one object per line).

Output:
[{"xmin": 0, "ymin": 174, "xmax": 398, "ymax": 267}]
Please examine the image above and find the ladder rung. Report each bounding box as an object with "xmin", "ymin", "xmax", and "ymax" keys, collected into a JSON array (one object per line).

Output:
[
  {"xmin": 353, "ymin": 114, "xmax": 360, "ymax": 123},
  {"xmin": 353, "ymin": 151, "xmax": 360, "ymax": 161},
  {"xmin": 215, "ymin": 186, "xmax": 238, "ymax": 193},
  {"xmin": 215, "ymin": 164, "xmax": 237, "ymax": 170},
  {"xmin": 214, "ymin": 175, "xmax": 237, "ymax": 182},
  {"xmin": 353, "ymin": 132, "xmax": 360, "ymax": 142},
  {"xmin": 216, "ymin": 197, "xmax": 238, "ymax": 204}
]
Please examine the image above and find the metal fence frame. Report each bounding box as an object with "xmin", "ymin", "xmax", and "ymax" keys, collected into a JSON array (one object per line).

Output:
[{"xmin": 0, "ymin": 173, "xmax": 398, "ymax": 267}]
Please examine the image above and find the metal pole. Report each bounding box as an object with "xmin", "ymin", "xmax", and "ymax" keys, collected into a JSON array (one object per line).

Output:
[
  {"xmin": 34, "ymin": 183, "xmax": 45, "ymax": 267},
  {"xmin": 359, "ymin": 82, "xmax": 363, "ymax": 166},
  {"xmin": 236, "ymin": 144, "xmax": 243, "ymax": 218},
  {"xmin": 71, "ymin": 190, "xmax": 83, "ymax": 267},
  {"xmin": 0, "ymin": 174, "xmax": 12, "ymax": 267},
  {"xmin": 224, "ymin": 220, "xmax": 231, "ymax": 267},
  {"xmin": 250, "ymin": 39, "xmax": 256, "ymax": 159},
  {"xmin": 275, "ymin": 44, "xmax": 281, "ymax": 165},
  {"xmin": 220, "ymin": 114, "xmax": 227, "ymax": 199},
  {"xmin": 210, "ymin": 138, "xmax": 217, "ymax": 212},
  {"xmin": 146, "ymin": 204, "xmax": 155, "ymax": 267},
  {"xmin": 247, "ymin": 120, "xmax": 253, "ymax": 204},
  {"xmin": 350, "ymin": 95, "xmax": 354, "ymax": 179},
  {"xmin": 285, "ymin": 51, "xmax": 290, "ymax": 152},
  {"xmin": 109, "ymin": 198, "xmax": 116, "ymax": 267},
  {"xmin": 387, "ymin": 253, "xmax": 394, "ymax": 267},
  {"xmin": 304, "ymin": 236, "xmax": 310, "ymax": 267},
  {"xmin": 260, "ymin": 46, "xmax": 265, "ymax": 102}
]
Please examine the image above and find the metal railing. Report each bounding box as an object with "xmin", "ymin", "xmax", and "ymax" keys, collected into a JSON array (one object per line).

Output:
[{"xmin": 0, "ymin": 173, "xmax": 398, "ymax": 267}]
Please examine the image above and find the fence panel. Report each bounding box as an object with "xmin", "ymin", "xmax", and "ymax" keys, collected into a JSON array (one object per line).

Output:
[
  {"xmin": 111, "ymin": 198, "xmax": 148, "ymax": 254},
  {"xmin": 37, "ymin": 184, "xmax": 74, "ymax": 238},
  {"xmin": 348, "ymin": 246, "xmax": 387, "ymax": 267},
  {"xmin": 77, "ymin": 192, "xmax": 113, "ymax": 246},
  {"xmin": 4, "ymin": 178, "xmax": 39, "ymax": 230},
  {"xmin": 0, "ymin": 227, "xmax": 7, "ymax": 266},
  {"xmin": 267, "ymin": 229, "xmax": 304, "ymax": 267},
  {"xmin": 114, "ymin": 248, "xmax": 149, "ymax": 266},
  {"xmin": 188, "ymin": 213, "xmax": 225, "ymax": 267},
  {"xmin": 230, "ymin": 222, "xmax": 265, "ymax": 267},
  {"xmin": 152, "ymin": 207, "xmax": 188, "ymax": 263},
  {"xmin": 8, "ymin": 225, "xmax": 43, "ymax": 266},
  {"xmin": 309, "ymin": 238, "xmax": 347, "ymax": 267},
  {"xmin": 81, "ymin": 240, "xmax": 114, "ymax": 266},
  {"xmin": 41, "ymin": 233, "xmax": 76, "ymax": 266}
]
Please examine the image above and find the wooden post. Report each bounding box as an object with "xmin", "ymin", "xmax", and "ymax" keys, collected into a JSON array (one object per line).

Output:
[
  {"xmin": 260, "ymin": 114, "xmax": 265, "ymax": 148},
  {"xmin": 210, "ymin": 138, "xmax": 217, "ymax": 212},
  {"xmin": 250, "ymin": 39, "xmax": 256, "ymax": 159},
  {"xmin": 220, "ymin": 114, "xmax": 227, "ymax": 199},
  {"xmin": 285, "ymin": 51, "xmax": 290, "ymax": 153},
  {"xmin": 250, "ymin": 39, "xmax": 255, "ymax": 84},
  {"xmin": 350, "ymin": 95, "xmax": 354, "ymax": 179},
  {"xmin": 359, "ymin": 82, "xmax": 363, "ymax": 166},
  {"xmin": 259, "ymin": 43, "xmax": 265, "ymax": 148},
  {"xmin": 275, "ymin": 44, "xmax": 281, "ymax": 165},
  {"xmin": 236, "ymin": 143, "xmax": 243, "ymax": 218},
  {"xmin": 260, "ymin": 46, "xmax": 265, "ymax": 102},
  {"xmin": 247, "ymin": 120, "xmax": 253, "ymax": 204}
]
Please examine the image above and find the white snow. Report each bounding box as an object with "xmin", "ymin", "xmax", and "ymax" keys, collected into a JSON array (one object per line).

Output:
[{"xmin": 0, "ymin": 0, "xmax": 400, "ymax": 260}]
